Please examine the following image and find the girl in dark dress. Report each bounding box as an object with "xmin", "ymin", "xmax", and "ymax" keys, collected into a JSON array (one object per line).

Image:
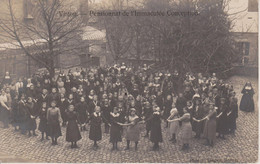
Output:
[
  {"xmin": 216, "ymin": 98, "xmax": 228, "ymax": 139},
  {"xmin": 240, "ymin": 82, "xmax": 255, "ymax": 112},
  {"xmin": 109, "ymin": 107, "xmax": 124, "ymax": 151},
  {"xmin": 11, "ymin": 94, "xmax": 20, "ymax": 131},
  {"xmin": 143, "ymin": 102, "xmax": 153, "ymax": 138},
  {"xmin": 66, "ymin": 105, "xmax": 82, "ymax": 148},
  {"xmin": 101, "ymin": 98, "xmax": 111, "ymax": 134},
  {"xmin": 191, "ymin": 99, "xmax": 204, "ymax": 138},
  {"xmin": 47, "ymin": 101, "xmax": 62, "ymax": 145},
  {"xmin": 58, "ymin": 93, "xmax": 68, "ymax": 127},
  {"xmin": 25, "ymin": 97, "xmax": 38, "ymax": 137},
  {"xmin": 228, "ymin": 92, "xmax": 238, "ymax": 134},
  {"xmin": 18, "ymin": 95, "xmax": 27, "ymax": 134},
  {"xmin": 88, "ymin": 106, "xmax": 102, "ymax": 150},
  {"xmin": 38, "ymin": 102, "xmax": 49, "ymax": 141},
  {"xmin": 37, "ymin": 89, "xmax": 49, "ymax": 109},
  {"xmin": 75, "ymin": 97, "xmax": 88, "ymax": 131},
  {"xmin": 163, "ymin": 95, "xmax": 172, "ymax": 128},
  {"xmin": 147, "ymin": 105, "xmax": 163, "ymax": 151},
  {"xmin": 151, "ymin": 106, "xmax": 163, "ymax": 151}
]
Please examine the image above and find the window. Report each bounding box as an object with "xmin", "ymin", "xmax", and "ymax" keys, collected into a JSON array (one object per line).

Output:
[
  {"xmin": 236, "ymin": 42, "xmax": 250, "ymax": 56},
  {"xmin": 24, "ymin": 0, "xmax": 35, "ymax": 19},
  {"xmin": 248, "ymin": 0, "xmax": 258, "ymax": 12}
]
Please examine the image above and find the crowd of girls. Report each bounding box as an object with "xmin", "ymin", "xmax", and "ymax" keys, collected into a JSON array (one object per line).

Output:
[{"xmin": 0, "ymin": 63, "xmax": 255, "ymax": 151}]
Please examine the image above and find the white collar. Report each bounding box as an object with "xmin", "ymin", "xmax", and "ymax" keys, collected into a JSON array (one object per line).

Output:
[
  {"xmin": 110, "ymin": 112, "xmax": 120, "ymax": 117},
  {"xmin": 94, "ymin": 112, "xmax": 101, "ymax": 117}
]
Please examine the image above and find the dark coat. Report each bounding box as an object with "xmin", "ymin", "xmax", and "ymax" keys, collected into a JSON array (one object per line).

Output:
[
  {"xmin": 66, "ymin": 111, "xmax": 82, "ymax": 142},
  {"xmin": 109, "ymin": 113, "xmax": 123, "ymax": 143},
  {"xmin": 163, "ymin": 100, "xmax": 172, "ymax": 119},
  {"xmin": 191, "ymin": 105, "xmax": 204, "ymax": 134},
  {"xmin": 144, "ymin": 107, "xmax": 153, "ymax": 131},
  {"xmin": 38, "ymin": 108, "xmax": 49, "ymax": 134},
  {"xmin": 228, "ymin": 99, "xmax": 238, "ymax": 131},
  {"xmin": 176, "ymin": 97, "xmax": 187, "ymax": 116},
  {"xmin": 240, "ymin": 87, "xmax": 255, "ymax": 112},
  {"xmin": 58, "ymin": 98, "xmax": 68, "ymax": 123},
  {"xmin": 75, "ymin": 102, "xmax": 88, "ymax": 124},
  {"xmin": 217, "ymin": 104, "xmax": 228, "ymax": 134},
  {"xmin": 101, "ymin": 105, "xmax": 112, "ymax": 124},
  {"xmin": 25, "ymin": 102, "xmax": 37, "ymax": 131},
  {"xmin": 150, "ymin": 112, "xmax": 163, "ymax": 143},
  {"xmin": 88, "ymin": 112, "xmax": 102, "ymax": 141}
]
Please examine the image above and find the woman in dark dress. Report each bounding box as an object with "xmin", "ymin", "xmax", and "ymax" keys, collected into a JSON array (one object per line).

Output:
[
  {"xmin": 88, "ymin": 106, "xmax": 102, "ymax": 150},
  {"xmin": 47, "ymin": 101, "xmax": 62, "ymax": 145},
  {"xmin": 25, "ymin": 97, "xmax": 38, "ymax": 137},
  {"xmin": 148, "ymin": 105, "xmax": 163, "ymax": 151},
  {"xmin": 66, "ymin": 105, "xmax": 82, "ymax": 148},
  {"xmin": 38, "ymin": 102, "xmax": 49, "ymax": 141},
  {"xmin": 109, "ymin": 107, "xmax": 124, "ymax": 151},
  {"xmin": 240, "ymin": 82, "xmax": 255, "ymax": 112}
]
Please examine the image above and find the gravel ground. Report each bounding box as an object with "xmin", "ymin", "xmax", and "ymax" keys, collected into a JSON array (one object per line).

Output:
[{"xmin": 0, "ymin": 75, "xmax": 258, "ymax": 163}]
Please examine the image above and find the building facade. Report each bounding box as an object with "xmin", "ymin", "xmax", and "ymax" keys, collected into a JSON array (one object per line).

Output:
[{"xmin": 228, "ymin": 0, "xmax": 258, "ymax": 66}]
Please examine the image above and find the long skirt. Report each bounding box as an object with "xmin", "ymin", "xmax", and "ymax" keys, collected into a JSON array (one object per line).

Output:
[
  {"xmin": 11, "ymin": 110, "xmax": 20, "ymax": 127},
  {"xmin": 78, "ymin": 114, "xmax": 87, "ymax": 125},
  {"xmin": 180, "ymin": 122, "xmax": 192, "ymax": 144},
  {"xmin": 26, "ymin": 118, "xmax": 37, "ymax": 131},
  {"xmin": 38, "ymin": 119, "xmax": 49, "ymax": 134},
  {"xmin": 110, "ymin": 124, "xmax": 122, "ymax": 143},
  {"xmin": 240, "ymin": 94, "xmax": 254, "ymax": 112},
  {"xmin": 150, "ymin": 124, "xmax": 163, "ymax": 143},
  {"xmin": 126, "ymin": 124, "xmax": 140, "ymax": 142},
  {"xmin": 48, "ymin": 120, "xmax": 62, "ymax": 138},
  {"xmin": 146, "ymin": 120, "xmax": 152, "ymax": 131},
  {"xmin": 66, "ymin": 120, "xmax": 82, "ymax": 142},
  {"xmin": 169, "ymin": 120, "xmax": 179, "ymax": 134},
  {"xmin": 192, "ymin": 120, "xmax": 204, "ymax": 135},
  {"xmin": 89, "ymin": 125, "xmax": 102, "ymax": 141},
  {"xmin": 60, "ymin": 110, "xmax": 68, "ymax": 123},
  {"xmin": 203, "ymin": 119, "xmax": 216, "ymax": 144}
]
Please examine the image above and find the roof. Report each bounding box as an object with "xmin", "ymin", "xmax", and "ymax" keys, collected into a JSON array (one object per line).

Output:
[
  {"xmin": 0, "ymin": 39, "xmax": 47, "ymax": 51},
  {"xmin": 82, "ymin": 26, "xmax": 106, "ymax": 41}
]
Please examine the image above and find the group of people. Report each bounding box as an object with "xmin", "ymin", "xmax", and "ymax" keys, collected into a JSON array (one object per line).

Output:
[{"xmin": 0, "ymin": 63, "xmax": 255, "ymax": 151}]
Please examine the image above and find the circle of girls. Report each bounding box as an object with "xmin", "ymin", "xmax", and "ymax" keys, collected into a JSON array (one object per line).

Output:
[{"xmin": 0, "ymin": 63, "xmax": 255, "ymax": 151}]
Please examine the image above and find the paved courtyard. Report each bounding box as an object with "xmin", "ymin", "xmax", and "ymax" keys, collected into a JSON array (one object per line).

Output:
[{"xmin": 0, "ymin": 75, "xmax": 258, "ymax": 163}]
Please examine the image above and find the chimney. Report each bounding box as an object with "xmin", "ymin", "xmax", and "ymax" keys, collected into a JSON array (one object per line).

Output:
[{"xmin": 80, "ymin": 0, "xmax": 89, "ymax": 23}]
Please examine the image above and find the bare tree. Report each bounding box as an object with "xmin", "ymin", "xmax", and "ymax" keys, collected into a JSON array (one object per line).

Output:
[{"xmin": 0, "ymin": 0, "xmax": 86, "ymax": 77}]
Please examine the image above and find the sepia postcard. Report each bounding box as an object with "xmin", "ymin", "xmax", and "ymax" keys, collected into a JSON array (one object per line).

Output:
[{"xmin": 0, "ymin": 0, "xmax": 258, "ymax": 163}]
